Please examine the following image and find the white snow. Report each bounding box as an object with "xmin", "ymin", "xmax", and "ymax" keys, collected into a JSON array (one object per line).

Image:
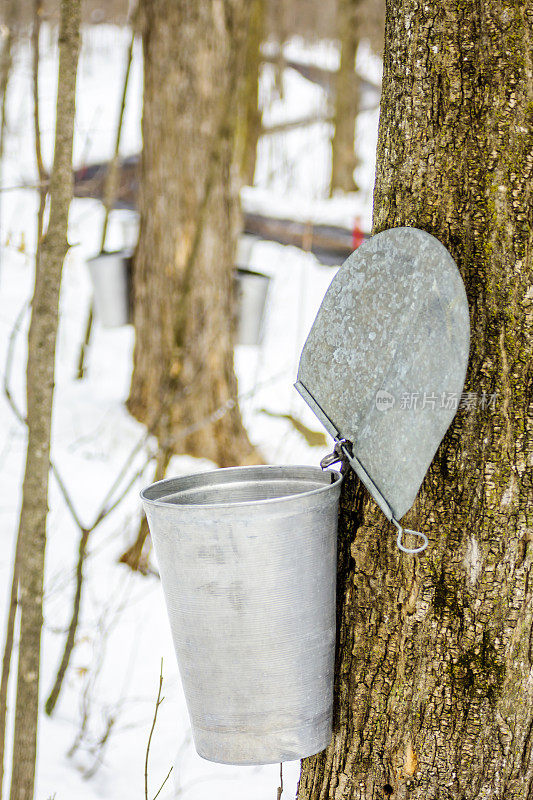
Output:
[{"xmin": 0, "ymin": 24, "xmax": 379, "ymax": 799}]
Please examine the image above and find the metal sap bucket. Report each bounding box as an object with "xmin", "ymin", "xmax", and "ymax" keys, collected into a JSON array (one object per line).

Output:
[
  {"xmin": 87, "ymin": 250, "xmax": 132, "ymax": 328},
  {"xmin": 141, "ymin": 464, "xmax": 342, "ymax": 765},
  {"xmin": 235, "ymin": 268, "xmax": 270, "ymax": 346}
]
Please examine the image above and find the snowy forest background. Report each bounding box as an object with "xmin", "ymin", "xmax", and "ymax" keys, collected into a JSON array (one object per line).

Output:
[{"xmin": 0, "ymin": 0, "xmax": 384, "ymax": 797}]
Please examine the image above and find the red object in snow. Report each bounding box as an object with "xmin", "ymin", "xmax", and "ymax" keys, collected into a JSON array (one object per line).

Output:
[{"xmin": 352, "ymin": 219, "xmax": 364, "ymax": 249}]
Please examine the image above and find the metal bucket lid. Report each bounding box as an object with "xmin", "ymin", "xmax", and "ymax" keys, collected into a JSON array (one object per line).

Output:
[{"xmin": 295, "ymin": 227, "xmax": 470, "ymax": 549}]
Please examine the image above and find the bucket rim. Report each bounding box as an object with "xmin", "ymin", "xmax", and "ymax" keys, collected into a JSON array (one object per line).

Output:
[{"xmin": 140, "ymin": 463, "xmax": 342, "ymax": 510}]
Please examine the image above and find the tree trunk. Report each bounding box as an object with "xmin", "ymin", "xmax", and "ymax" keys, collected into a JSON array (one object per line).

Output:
[
  {"xmin": 237, "ymin": 0, "xmax": 264, "ymax": 187},
  {"xmin": 330, "ymin": 0, "xmax": 361, "ymax": 195},
  {"xmin": 299, "ymin": 0, "xmax": 533, "ymax": 798},
  {"xmin": 128, "ymin": 0, "xmax": 260, "ymax": 468},
  {"xmin": 0, "ymin": 4, "xmax": 43, "ymax": 795},
  {"xmin": 9, "ymin": 2, "xmax": 80, "ymax": 798},
  {"xmin": 0, "ymin": 0, "xmax": 17, "ymax": 291},
  {"xmin": 0, "ymin": 0, "xmax": 16, "ymax": 159}
]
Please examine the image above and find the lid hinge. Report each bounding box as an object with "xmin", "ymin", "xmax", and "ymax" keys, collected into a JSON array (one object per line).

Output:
[{"xmin": 321, "ymin": 438, "xmax": 428, "ymax": 555}]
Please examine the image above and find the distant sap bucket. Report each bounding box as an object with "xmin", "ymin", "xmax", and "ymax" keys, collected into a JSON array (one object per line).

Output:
[
  {"xmin": 87, "ymin": 251, "xmax": 270, "ymax": 340},
  {"xmin": 236, "ymin": 233, "xmax": 256, "ymax": 267},
  {"xmin": 235, "ymin": 268, "xmax": 270, "ymax": 346},
  {"xmin": 141, "ymin": 465, "xmax": 342, "ymax": 765},
  {"xmin": 87, "ymin": 250, "xmax": 132, "ymax": 328}
]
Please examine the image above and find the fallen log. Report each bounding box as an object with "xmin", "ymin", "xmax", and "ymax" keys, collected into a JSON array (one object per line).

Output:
[
  {"xmin": 73, "ymin": 157, "xmax": 368, "ymax": 265},
  {"xmin": 243, "ymin": 212, "xmax": 367, "ymax": 265}
]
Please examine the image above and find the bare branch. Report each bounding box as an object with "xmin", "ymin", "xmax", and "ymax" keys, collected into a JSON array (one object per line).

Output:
[
  {"xmin": 44, "ymin": 451, "xmax": 154, "ymax": 714},
  {"xmin": 100, "ymin": 29, "xmax": 135, "ymax": 253},
  {"xmin": 152, "ymin": 766, "xmax": 173, "ymax": 800},
  {"xmin": 3, "ymin": 299, "xmax": 29, "ymax": 424},
  {"xmin": 76, "ymin": 28, "xmax": 136, "ymax": 381},
  {"xmin": 92, "ymin": 430, "xmax": 153, "ymax": 523},
  {"xmin": 50, "ymin": 462, "xmax": 86, "ymax": 532},
  {"xmin": 145, "ymin": 659, "xmax": 173, "ymax": 800},
  {"xmin": 32, "ymin": 0, "xmax": 45, "ymax": 184},
  {"xmin": 44, "ymin": 528, "xmax": 89, "ymax": 716}
]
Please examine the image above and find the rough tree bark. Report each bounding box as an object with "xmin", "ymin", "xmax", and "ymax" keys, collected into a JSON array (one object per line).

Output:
[
  {"xmin": 9, "ymin": 2, "xmax": 80, "ymax": 798},
  {"xmin": 330, "ymin": 0, "xmax": 361, "ymax": 195},
  {"xmin": 299, "ymin": 0, "xmax": 533, "ymax": 798},
  {"xmin": 128, "ymin": 0, "xmax": 259, "ymax": 467}
]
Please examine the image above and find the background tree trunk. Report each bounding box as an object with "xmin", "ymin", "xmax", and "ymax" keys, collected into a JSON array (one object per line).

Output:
[
  {"xmin": 330, "ymin": 0, "xmax": 361, "ymax": 195},
  {"xmin": 299, "ymin": 0, "xmax": 533, "ymax": 798},
  {"xmin": 0, "ymin": 0, "xmax": 17, "ymax": 160},
  {"xmin": 128, "ymin": 0, "xmax": 259, "ymax": 468},
  {"xmin": 9, "ymin": 1, "xmax": 80, "ymax": 798},
  {"xmin": 237, "ymin": 0, "xmax": 264, "ymax": 187}
]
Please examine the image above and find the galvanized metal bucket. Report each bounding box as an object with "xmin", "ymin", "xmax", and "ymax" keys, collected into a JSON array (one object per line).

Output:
[
  {"xmin": 87, "ymin": 249, "xmax": 132, "ymax": 328},
  {"xmin": 235, "ymin": 268, "xmax": 270, "ymax": 346},
  {"xmin": 141, "ymin": 465, "xmax": 342, "ymax": 765}
]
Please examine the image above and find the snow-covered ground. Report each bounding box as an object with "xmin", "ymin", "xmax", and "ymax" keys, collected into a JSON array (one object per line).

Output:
[{"xmin": 0, "ymin": 25, "xmax": 379, "ymax": 799}]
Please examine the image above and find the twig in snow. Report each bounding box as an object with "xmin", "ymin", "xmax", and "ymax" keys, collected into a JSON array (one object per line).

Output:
[
  {"xmin": 277, "ymin": 762, "xmax": 283, "ymax": 799},
  {"xmin": 145, "ymin": 659, "xmax": 173, "ymax": 800},
  {"xmin": 67, "ymin": 577, "xmax": 134, "ymax": 765},
  {"xmin": 152, "ymin": 766, "xmax": 173, "ymax": 800}
]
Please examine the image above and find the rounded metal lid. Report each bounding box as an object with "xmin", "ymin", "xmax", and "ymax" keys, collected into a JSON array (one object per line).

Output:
[{"xmin": 295, "ymin": 226, "xmax": 470, "ymax": 520}]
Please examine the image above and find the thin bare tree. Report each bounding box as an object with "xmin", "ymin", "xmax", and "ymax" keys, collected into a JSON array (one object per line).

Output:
[
  {"xmin": 0, "ymin": 0, "xmax": 18, "ymax": 290},
  {"xmin": 8, "ymin": 1, "xmax": 81, "ymax": 798},
  {"xmin": 0, "ymin": 0, "xmax": 16, "ymax": 159},
  {"xmin": 76, "ymin": 26, "xmax": 136, "ymax": 380},
  {"xmin": 0, "ymin": 3, "xmax": 42, "ymax": 796}
]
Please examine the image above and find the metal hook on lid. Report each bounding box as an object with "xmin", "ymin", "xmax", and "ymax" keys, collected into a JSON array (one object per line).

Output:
[
  {"xmin": 320, "ymin": 441, "xmax": 345, "ymax": 469},
  {"xmin": 391, "ymin": 518, "xmax": 428, "ymax": 554}
]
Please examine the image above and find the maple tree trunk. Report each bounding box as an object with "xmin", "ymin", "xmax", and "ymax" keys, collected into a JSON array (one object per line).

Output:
[
  {"xmin": 9, "ymin": 2, "xmax": 80, "ymax": 798},
  {"xmin": 128, "ymin": 0, "xmax": 259, "ymax": 467},
  {"xmin": 298, "ymin": 0, "xmax": 533, "ymax": 798}
]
